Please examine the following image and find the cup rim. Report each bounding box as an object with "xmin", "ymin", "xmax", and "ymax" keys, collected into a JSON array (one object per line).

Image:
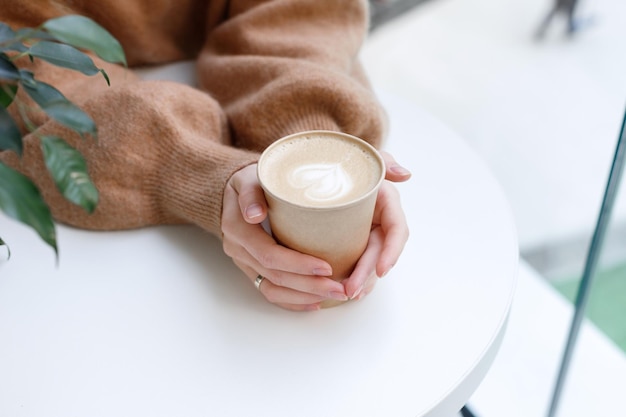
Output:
[{"xmin": 257, "ymin": 130, "xmax": 385, "ymax": 211}]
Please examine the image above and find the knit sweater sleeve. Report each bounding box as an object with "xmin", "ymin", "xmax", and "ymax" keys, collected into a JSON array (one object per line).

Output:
[
  {"xmin": 0, "ymin": 0, "xmax": 386, "ymax": 238},
  {"xmin": 198, "ymin": 0, "xmax": 387, "ymax": 151},
  {"xmin": 1, "ymin": 58, "xmax": 259, "ymax": 236}
]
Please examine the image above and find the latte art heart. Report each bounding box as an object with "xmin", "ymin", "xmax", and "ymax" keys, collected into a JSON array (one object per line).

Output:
[{"xmin": 289, "ymin": 163, "xmax": 353, "ymax": 201}]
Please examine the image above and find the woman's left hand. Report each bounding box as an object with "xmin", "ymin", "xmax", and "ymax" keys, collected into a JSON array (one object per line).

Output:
[{"xmin": 341, "ymin": 151, "xmax": 411, "ymax": 300}]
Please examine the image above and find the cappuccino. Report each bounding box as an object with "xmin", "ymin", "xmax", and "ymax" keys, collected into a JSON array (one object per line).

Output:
[
  {"xmin": 257, "ymin": 131, "xmax": 385, "ymax": 307},
  {"xmin": 258, "ymin": 132, "xmax": 382, "ymax": 208}
]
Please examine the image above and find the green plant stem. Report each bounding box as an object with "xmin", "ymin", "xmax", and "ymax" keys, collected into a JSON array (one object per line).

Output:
[
  {"xmin": 16, "ymin": 100, "xmax": 39, "ymax": 132},
  {"xmin": 7, "ymin": 50, "xmax": 30, "ymax": 61}
]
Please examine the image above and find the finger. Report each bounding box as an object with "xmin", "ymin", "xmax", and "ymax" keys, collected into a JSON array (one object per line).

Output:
[
  {"xmin": 229, "ymin": 164, "xmax": 267, "ymax": 224},
  {"xmin": 261, "ymin": 270, "xmax": 348, "ymax": 301},
  {"xmin": 343, "ymin": 227, "xmax": 385, "ymax": 299},
  {"xmin": 380, "ymin": 150, "xmax": 411, "ymax": 183},
  {"xmin": 235, "ymin": 261, "xmax": 323, "ymax": 311},
  {"xmin": 231, "ymin": 243, "xmax": 347, "ymax": 299},
  {"xmin": 223, "ymin": 180, "xmax": 333, "ymax": 277},
  {"xmin": 262, "ymin": 279, "xmax": 327, "ymax": 309},
  {"xmin": 354, "ymin": 271, "xmax": 379, "ymax": 301},
  {"xmin": 241, "ymin": 227, "xmax": 333, "ymax": 277},
  {"xmin": 375, "ymin": 184, "xmax": 409, "ymax": 278}
]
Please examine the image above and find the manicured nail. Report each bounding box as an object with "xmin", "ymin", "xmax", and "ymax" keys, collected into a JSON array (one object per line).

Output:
[
  {"xmin": 350, "ymin": 285, "xmax": 364, "ymax": 300},
  {"xmin": 329, "ymin": 291, "xmax": 349, "ymax": 301},
  {"xmin": 389, "ymin": 164, "xmax": 411, "ymax": 176},
  {"xmin": 245, "ymin": 203, "xmax": 263, "ymax": 219},
  {"xmin": 380, "ymin": 265, "xmax": 394, "ymax": 278},
  {"xmin": 313, "ymin": 267, "xmax": 332, "ymax": 276}
]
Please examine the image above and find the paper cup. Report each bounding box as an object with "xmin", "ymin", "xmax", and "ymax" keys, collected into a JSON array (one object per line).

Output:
[{"xmin": 257, "ymin": 131, "xmax": 385, "ymax": 307}]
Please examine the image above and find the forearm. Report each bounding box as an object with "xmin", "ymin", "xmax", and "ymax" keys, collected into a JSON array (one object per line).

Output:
[
  {"xmin": 2, "ymin": 60, "xmax": 258, "ymax": 236},
  {"xmin": 198, "ymin": 0, "xmax": 388, "ymax": 150}
]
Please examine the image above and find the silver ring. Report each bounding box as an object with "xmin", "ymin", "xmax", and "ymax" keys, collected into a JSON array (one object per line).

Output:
[{"xmin": 254, "ymin": 274, "xmax": 265, "ymax": 291}]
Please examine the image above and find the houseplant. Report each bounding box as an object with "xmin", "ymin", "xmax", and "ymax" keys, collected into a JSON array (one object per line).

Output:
[{"xmin": 0, "ymin": 15, "xmax": 126, "ymax": 258}]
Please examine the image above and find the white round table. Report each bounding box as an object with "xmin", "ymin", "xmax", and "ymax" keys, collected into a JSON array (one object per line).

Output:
[{"xmin": 0, "ymin": 69, "xmax": 518, "ymax": 417}]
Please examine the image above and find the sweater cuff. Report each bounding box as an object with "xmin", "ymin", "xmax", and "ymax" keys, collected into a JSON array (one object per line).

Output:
[{"xmin": 155, "ymin": 141, "xmax": 260, "ymax": 236}]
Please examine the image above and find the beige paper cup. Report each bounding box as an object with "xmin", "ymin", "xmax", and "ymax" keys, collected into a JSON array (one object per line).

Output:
[{"xmin": 257, "ymin": 131, "xmax": 385, "ymax": 307}]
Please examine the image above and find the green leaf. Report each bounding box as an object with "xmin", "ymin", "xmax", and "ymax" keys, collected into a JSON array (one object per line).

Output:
[
  {"xmin": 0, "ymin": 235, "xmax": 10, "ymax": 260},
  {"xmin": 0, "ymin": 22, "xmax": 14, "ymax": 42},
  {"xmin": 28, "ymin": 41, "xmax": 110, "ymax": 85},
  {"xmin": 0, "ymin": 161, "xmax": 57, "ymax": 254},
  {"xmin": 42, "ymin": 15, "xmax": 127, "ymax": 66},
  {"xmin": 40, "ymin": 136, "xmax": 98, "ymax": 213},
  {"xmin": 0, "ymin": 25, "xmax": 27, "ymax": 53},
  {"xmin": 19, "ymin": 70, "xmax": 97, "ymax": 137},
  {"xmin": 15, "ymin": 27, "xmax": 56, "ymax": 42},
  {"xmin": 1, "ymin": 42, "xmax": 28, "ymax": 53},
  {"xmin": 0, "ymin": 83, "xmax": 18, "ymax": 107},
  {"xmin": 43, "ymin": 101, "xmax": 98, "ymax": 137},
  {"xmin": 18, "ymin": 69, "xmax": 37, "ymax": 88},
  {"xmin": 0, "ymin": 105, "xmax": 22, "ymax": 155},
  {"xmin": 0, "ymin": 53, "xmax": 20, "ymax": 81}
]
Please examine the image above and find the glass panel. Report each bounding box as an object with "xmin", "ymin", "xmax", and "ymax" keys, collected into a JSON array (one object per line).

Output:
[
  {"xmin": 546, "ymin": 113, "xmax": 625, "ymax": 417},
  {"xmin": 552, "ymin": 218, "xmax": 626, "ymax": 354}
]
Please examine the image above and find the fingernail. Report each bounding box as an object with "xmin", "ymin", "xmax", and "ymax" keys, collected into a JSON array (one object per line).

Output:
[
  {"xmin": 380, "ymin": 265, "xmax": 394, "ymax": 278},
  {"xmin": 313, "ymin": 268, "xmax": 332, "ymax": 276},
  {"xmin": 245, "ymin": 203, "xmax": 263, "ymax": 219},
  {"xmin": 390, "ymin": 164, "xmax": 411, "ymax": 176},
  {"xmin": 329, "ymin": 291, "xmax": 348, "ymax": 301},
  {"xmin": 350, "ymin": 285, "xmax": 364, "ymax": 300}
]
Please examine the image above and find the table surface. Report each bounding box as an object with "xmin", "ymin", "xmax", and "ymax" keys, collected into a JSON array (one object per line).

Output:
[{"xmin": 0, "ymin": 66, "xmax": 518, "ymax": 417}]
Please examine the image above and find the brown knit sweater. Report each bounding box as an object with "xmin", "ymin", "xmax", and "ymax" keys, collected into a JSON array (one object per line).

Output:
[{"xmin": 0, "ymin": 0, "xmax": 386, "ymax": 237}]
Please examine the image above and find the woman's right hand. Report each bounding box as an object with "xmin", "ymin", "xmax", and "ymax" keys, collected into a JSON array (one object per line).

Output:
[{"xmin": 221, "ymin": 164, "xmax": 350, "ymax": 311}]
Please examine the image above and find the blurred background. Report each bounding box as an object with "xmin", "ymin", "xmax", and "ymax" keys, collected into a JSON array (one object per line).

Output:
[{"xmin": 362, "ymin": 0, "xmax": 626, "ymax": 415}]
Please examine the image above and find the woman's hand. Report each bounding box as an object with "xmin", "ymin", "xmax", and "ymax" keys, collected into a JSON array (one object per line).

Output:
[
  {"xmin": 341, "ymin": 151, "xmax": 411, "ymax": 300},
  {"xmin": 221, "ymin": 152, "xmax": 411, "ymax": 310},
  {"xmin": 221, "ymin": 164, "xmax": 349, "ymax": 311}
]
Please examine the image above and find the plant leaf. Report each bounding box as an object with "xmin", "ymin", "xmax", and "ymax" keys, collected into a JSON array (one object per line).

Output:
[
  {"xmin": 0, "ymin": 53, "xmax": 20, "ymax": 81},
  {"xmin": 40, "ymin": 136, "xmax": 98, "ymax": 213},
  {"xmin": 19, "ymin": 70, "xmax": 97, "ymax": 137},
  {"xmin": 0, "ymin": 161, "xmax": 57, "ymax": 254},
  {"xmin": 28, "ymin": 41, "xmax": 109, "ymax": 85},
  {"xmin": 42, "ymin": 15, "xmax": 127, "ymax": 66},
  {"xmin": 1, "ymin": 24, "xmax": 28, "ymax": 53},
  {"xmin": 0, "ymin": 22, "xmax": 14, "ymax": 43},
  {"xmin": 0, "ymin": 22, "xmax": 26, "ymax": 52},
  {"xmin": 0, "ymin": 23, "xmax": 23, "ymax": 52},
  {"xmin": 0, "ymin": 23, "xmax": 27, "ymax": 53},
  {"xmin": 42, "ymin": 101, "xmax": 98, "ymax": 137},
  {"xmin": 0, "ymin": 105, "xmax": 22, "ymax": 155},
  {"xmin": 0, "ymin": 83, "xmax": 18, "ymax": 107},
  {"xmin": 0, "ymin": 235, "xmax": 10, "ymax": 260},
  {"xmin": 15, "ymin": 27, "xmax": 56, "ymax": 42},
  {"xmin": 1, "ymin": 42, "xmax": 28, "ymax": 53}
]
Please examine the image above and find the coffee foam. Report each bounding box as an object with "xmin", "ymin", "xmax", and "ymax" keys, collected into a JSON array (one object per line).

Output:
[
  {"xmin": 289, "ymin": 163, "xmax": 352, "ymax": 202},
  {"xmin": 259, "ymin": 133, "xmax": 382, "ymax": 207}
]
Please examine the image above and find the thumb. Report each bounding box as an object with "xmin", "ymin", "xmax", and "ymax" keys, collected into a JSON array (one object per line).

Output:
[
  {"xmin": 229, "ymin": 164, "xmax": 268, "ymax": 225},
  {"xmin": 380, "ymin": 150, "xmax": 412, "ymax": 183}
]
